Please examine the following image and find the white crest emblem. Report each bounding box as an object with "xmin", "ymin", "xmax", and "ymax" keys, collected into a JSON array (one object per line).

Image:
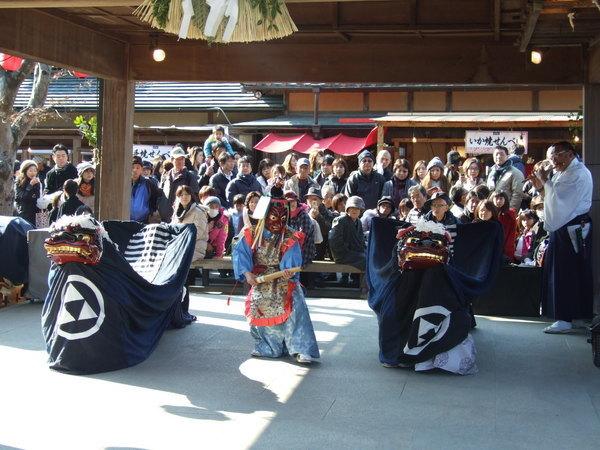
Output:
[
  {"xmin": 403, "ymin": 305, "xmax": 451, "ymax": 355},
  {"xmin": 56, "ymin": 275, "xmax": 105, "ymax": 340}
]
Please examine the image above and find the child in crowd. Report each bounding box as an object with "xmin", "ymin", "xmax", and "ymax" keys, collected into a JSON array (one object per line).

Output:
[
  {"xmin": 202, "ymin": 196, "xmax": 229, "ymax": 258},
  {"xmin": 490, "ymin": 190, "xmax": 517, "ymax": 262},
  {"xmin": 228, "ymin": 194, "xmax": 245, "ymax": 235},
  {"xmin": 49, "ymin": 179, "xmax": 85, "ymax": 224},
  {"xmin": 515, "ymin": 209, "xmax": 538, "ymax": 262}
]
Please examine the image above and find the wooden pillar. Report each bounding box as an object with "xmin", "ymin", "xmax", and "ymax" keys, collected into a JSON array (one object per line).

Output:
[
  {"xmin": 71, "ymin": 136, "xmax": 81, "ymax": 165},
  {"xmin": 377, "ymin": 125, "xmax": 385, "ymax": 152},
  {"xmin": 98, "ymin": 79, "xmax": 134, "ymax": 221},
  {"xmin": 583, "ymin": 83, "xmax": 600, "ymax": 312}
]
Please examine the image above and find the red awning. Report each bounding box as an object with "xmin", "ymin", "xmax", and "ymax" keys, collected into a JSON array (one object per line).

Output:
[{"xmin": 254, "ymin": 127, "xmax": 377, "ymax": 156}]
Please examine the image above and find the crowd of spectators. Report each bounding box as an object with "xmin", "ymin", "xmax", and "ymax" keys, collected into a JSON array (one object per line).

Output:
[{"xmin": 11, "ymin": 125, "xmax": 562, "ymax": 290}]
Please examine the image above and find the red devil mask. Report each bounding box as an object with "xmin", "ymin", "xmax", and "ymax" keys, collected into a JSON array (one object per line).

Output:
[{"xmin": 265, "ymin": 199, "xmax": 289, "ymax": 234}]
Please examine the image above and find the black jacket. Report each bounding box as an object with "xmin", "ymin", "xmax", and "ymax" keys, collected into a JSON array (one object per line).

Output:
[
  {"xmin": 328, "ymin": 214, "xmax": 366, "ymax": 270},
  {"xmin": 343, "ymin": 170, "xmax": 385, "ymax": 210},
  {"xmin": 322, "ymin": 175, "xmax": 348, "ymax": 195},
  {"xmin": 14, "ymin": 178, "xmax": 41, "ymax": 225},
  {"xmin": 209, "ymin": 169, "xmax": 236, "ymax": 208},
  {"xmin": 225, "ymin": 173, "xmax": 263, "ymax": 206},
  {"xmin": 161, "ymin": 168, "xmax": 200, "ymax": 206},
  {"xmin": 44, "ymin": 163, "xmax": 78, "ymax": 195},
  {"xmin": 49, "ymin": 196, "xmax": 85, "ymax": 224}
]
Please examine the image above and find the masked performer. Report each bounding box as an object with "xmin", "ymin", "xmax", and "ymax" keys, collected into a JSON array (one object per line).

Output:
[
  {"xmin": 232, "ymin": 192, "xmax": 320, "ymax": 364},
  {"xmin": 367, "ymin": 216, "xmax": 503, "ymax": 375}
]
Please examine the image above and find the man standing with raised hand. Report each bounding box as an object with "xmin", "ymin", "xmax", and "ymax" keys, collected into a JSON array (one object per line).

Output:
[{"xmin": 535, "ymin": 141, "xmax": 593, "ymax": 334}]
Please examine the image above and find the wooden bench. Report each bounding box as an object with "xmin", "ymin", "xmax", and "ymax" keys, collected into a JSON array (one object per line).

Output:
[{"xmin": 191, "ymin": 257, "xmax": 366, "ymax": 297}]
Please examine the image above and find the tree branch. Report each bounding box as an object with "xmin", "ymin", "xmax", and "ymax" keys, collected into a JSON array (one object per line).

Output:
[{"xmin": 11, "ymin": 63, "xmax": 52, "ymax": 145}]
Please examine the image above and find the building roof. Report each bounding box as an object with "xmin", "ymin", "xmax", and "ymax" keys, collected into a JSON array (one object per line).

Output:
[
  {"xmin": 15, "ymin": 77, "xmax": 284, "ymax": 112},
  {"xmin": 374, "ymin": 112, "xmax": 581, "ymax": 128},
  {"xmin": 233, "ymin": 114, "xmax": 379, "ymax": 130}
]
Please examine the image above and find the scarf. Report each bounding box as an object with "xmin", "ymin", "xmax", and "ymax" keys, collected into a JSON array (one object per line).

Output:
[
  {"xmin": 175, "ymin": 201, "xmax": 194, "ymax": 221},
  {"xmin": 491, "ymin": 160, "xmax": 512, "ymax": 185}
]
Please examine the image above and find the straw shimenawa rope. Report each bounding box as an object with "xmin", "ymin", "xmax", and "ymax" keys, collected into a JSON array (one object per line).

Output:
[{"xmin": 135, "ymin": 0, "xmax": 297, "ymax": 43}]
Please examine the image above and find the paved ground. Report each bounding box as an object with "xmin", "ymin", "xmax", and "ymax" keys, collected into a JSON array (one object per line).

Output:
[{"xmin": 1, "ymin": 293, "xmax": 599, "ymax": 450}]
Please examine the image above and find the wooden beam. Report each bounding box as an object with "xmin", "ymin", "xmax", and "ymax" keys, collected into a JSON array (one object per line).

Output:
[
  {"xmin": 0, "ymin": 9, "xmax": 127, "ymax": 80},
  {"xmin": 98, "ymin": 79, "xmax": 134, "ymax": 221},
  {"xmin": 493, "ymin": 0, "xmax": 501, "ymax": 42},
  {"xmin": 129, "ymin": 40, "xmax": 583, "ymax": 84},
  {"xmin": 520, "ymin": 0, "xmax": 544, "ymax": 52},
  {"xmin": 0, "ymin": 0, "xmax": 389, "ymax": 6}
]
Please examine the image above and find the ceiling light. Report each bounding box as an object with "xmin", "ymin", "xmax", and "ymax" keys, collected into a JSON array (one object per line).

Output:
[
  {"xmin": 152, "ymin": 48, "xmax": 166, "ymax": 62},
  {"xmin": 530, "ymin": 50, "xmax": 542, "ymax": 65},
  {"xmin": 573, "ymin": 135, "xmax": 580, "ymax": 143},
  {"xmin": 412, "ymin": 135, "xmax": 417, "ymax": 144}
]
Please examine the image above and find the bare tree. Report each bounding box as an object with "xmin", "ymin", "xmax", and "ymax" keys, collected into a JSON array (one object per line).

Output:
[{"xmin": 0, "ymin": 60, "xmax": 52, "ymax": 215}]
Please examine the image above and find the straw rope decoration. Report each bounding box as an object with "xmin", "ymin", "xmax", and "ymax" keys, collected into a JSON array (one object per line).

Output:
[{"xmin": 135, "ymin": 0, "xmax": 297, "ymax": 43}]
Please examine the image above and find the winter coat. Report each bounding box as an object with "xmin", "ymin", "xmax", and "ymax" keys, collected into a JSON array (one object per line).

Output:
[
  {"xmin": 486, "ymin": 163, "xmax": 524, "ymax": 210},
  {"xmin": 343, "ymin": 169, "xmax": 385, "ymax": 210},
  {"xmin": 209, "ymin": 169, "xmax": 236, "ymax": 208},
  {"xmin": 131, "ymin": 176, "xmax": 171, "ymax": 223},
  {"xmin": 322, "ymin": 175, "xmax": 348, "ymax": 195},
  {"xmin": 161, "ymin": 168, "xmax": 200, "ymax": 206},
  {"xmin": 206, "ymin": 208, "xmax": 229, "ymax": 258},
  {"xmin": 203, "ymin": 135, "xmax": 235, "ymax": 158},
  {"xmin": 44, "ymin": 163, "xmax": 78, "ymax": 195},
  {"xmin": 328, "ymin": 214, "xmax": 366, "ymax": 270},
  {"xmin": 284, "ymin": 174, "xmax": 320, "ymax": 201},
  {"xmin": 225, "ymin": 173, "xmax": 263, "ymax": 206},
  {"xmin": 49, "ymin": 196, "xmax": 85, "ymax": 224},
  {"xmin": 497, "ymin": 209, "xmax": 517, "ymax": 262},
  {"xmin": 14, "ymin": 178, "xmax": 41, "ymax": 226},
  {"xmin": 382, "ymin": 177, "xmax": 417, "ymax": 207},
  {"xmin": 171, "ymin": 202, "xmax": 209, "ymax": 262},
  {"xmin": 507, "ymin": 154, "xmax": 526, "ymax": 176}
]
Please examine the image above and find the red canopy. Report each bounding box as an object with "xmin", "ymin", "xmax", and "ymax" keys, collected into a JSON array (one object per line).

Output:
[
  {"xmin": 0, "ymin": 53, "xmax": 23, "ymax": 71},
  {"xmin": 254, "ymin": 127, "xmax": 378, "ymax": 156}
]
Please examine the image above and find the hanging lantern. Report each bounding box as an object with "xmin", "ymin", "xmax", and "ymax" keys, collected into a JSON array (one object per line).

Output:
[{"xmin": 0, "ymin": 53, "xmax": 24, "ymax": 71}]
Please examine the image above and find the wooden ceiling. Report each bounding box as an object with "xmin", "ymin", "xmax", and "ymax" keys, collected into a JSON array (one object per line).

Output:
[{"xmin": 0, "ymin": 1, "xmax": 598, "ymax": 83}]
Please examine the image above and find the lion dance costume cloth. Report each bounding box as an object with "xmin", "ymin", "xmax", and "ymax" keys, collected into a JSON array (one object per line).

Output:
[{"xmin": 42, "ymin": 215, "xmax": 196, "ymax": 374}]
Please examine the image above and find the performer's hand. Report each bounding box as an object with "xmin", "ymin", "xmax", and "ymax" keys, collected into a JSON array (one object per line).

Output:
[
  {"xmin": 281, "ymin": 269, "xmax": 293, "ymax": 280},
  {"xmin": 245, "ymin": 272, "xmax": 258, "ymax": 286}
]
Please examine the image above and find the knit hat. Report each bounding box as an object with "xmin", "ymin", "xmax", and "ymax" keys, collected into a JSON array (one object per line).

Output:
[
  {"xmin": 142, "ymin": 160, "xmax": 153, "ymax": 169},
  {"xmin": 19, "ymin": 159, "xmax": 37, "ymax": 173},
  {"xmin": 377, "ymin": 196, "xmax": 395, "ymax": 213},
  {"xmin": 447, "ymin": 150, "xmax": 461, "ymax": 165},
  {"xmin": 358, "ymin": 150, "xmax": 374, "ymax": 164},
  {"xmin": 77, "ymin": 161, "xmax": 95, "ymax": 177},
  {"xmin": 323, "ymin": 154, "xmax": 335, "ymax": 165},
  {"xmin": 346, "ymin": 195, "xmax": 366, "ymax": 211},
  {"xmin": 283, "ymin": 190, "xmax": 299, "ymax": 200},
  {"xmin": 426, "ymin": 157, "xmax": 445, "ymax": 171},
  {"xmin": 202, "ymin": 196, "xmax": 221, "ymax": 207}
]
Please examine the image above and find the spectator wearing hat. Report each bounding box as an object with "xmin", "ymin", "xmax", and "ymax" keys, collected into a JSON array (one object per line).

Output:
[
  {"xmin": 14, "ymin": 159, "xmax": 42, "ymax": 226},
  {"xmin": 421, "ymin": 156, "xmax": 451, "ymax": 197},
  {"xmin": 322, "ymin": 158, "xmax": 348, "ymax": 195},
  {"xmin": 315, "ymin": 154, "xmax": 335, "ymax": 187},
  {"xmin": 329, "ymin": 195, "xmax": 366, "ymax": 271},
  {"xmin": 75, "ymin": 161, "xmax": 95, "ymax": 212},
  {"xmin": 209, "ymin": 152, "xmax": 236, "ymax": 208},
  {"xmin": 361, "ymin": 196, "xmax": 395, "ymax": 233},
  {"xmin": 375, "ymin": 149, "xmax": 393, "ymax": 182},
  {"xmin": 141, "ymin": 160, "xmax": 155, "ymax": 181},
  {"xmin": 486, "ymin": 145, "xmax": 524, "ymax": 210},
  {"xmin": 225, "ymin": 156, "xmax": 263, "ymax": 207},
  {"xmin": 203, "ymin": 125, "xmax": 235, "ymax": 158},
  {"xmin": 422, "ymin": 191, "xmax": 458, "ymax": 255},
  {"xmin": 202, "ymin": 196, "xmax": 229, "ymax": 258},
  {"xmin": 161, "ymin": 146, "xmax": 200, "ymax": 206},
  {"xmin": 344, "ymin": 150, "xmax": 385, "ymax": 210},
  {"xmin": 382, "ymin": 158, "xmax": 417, "ymax": 207},
  {"xmin": 284, "ymin": 157, "xmax": 320, "ymax": 201},
  {"xmin": 284, "ymin": 190, "xmax": 316, "ymax": 269},
  {"xmin": 405, "ymin": 185, "xmax": 430, "ymax": 225},
  {"xmin": 44, "ymin": 144, "xmax": 78, "ymax": 195},
  {"xmin": 131, "ymin": 156, "xmax": 171, "ymax": 223}
]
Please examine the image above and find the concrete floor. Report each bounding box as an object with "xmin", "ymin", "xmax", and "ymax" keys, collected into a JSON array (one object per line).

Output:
[{"xmin": 1, "ymin": 293, "xmax": 599, "ymax": 450}]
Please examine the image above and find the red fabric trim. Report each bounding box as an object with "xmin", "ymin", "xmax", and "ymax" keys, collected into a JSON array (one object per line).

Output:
[
  {"xmin": 243, "ymin": 227, "xmax": 254, "ymax": 246},
  {"xmin": 245, "ymin": 282, "xmax": 295, "ymax": 327}
]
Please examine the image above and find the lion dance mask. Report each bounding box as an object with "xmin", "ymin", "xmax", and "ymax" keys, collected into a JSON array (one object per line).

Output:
[{"xmin": 44, "ymin": 215, "xmax": 106, "ymax": 265}]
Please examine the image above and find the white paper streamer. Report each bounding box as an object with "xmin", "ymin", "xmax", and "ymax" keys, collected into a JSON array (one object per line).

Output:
[{"xmin": 178, "ymin": 0, "xmax": 195, "ymax": 39}]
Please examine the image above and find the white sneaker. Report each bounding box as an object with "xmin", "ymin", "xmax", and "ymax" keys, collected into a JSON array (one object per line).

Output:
[
  {"xmin": 543, "ymin": 320, "xmax": 573, "ymax": 334},
  {"xmin": 296, "ymin": 354, "xmax": 312, "ymax": 364}
]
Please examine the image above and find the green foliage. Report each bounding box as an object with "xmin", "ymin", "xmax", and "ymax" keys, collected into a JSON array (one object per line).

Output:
[
  {"xmin": 74, "ymin": 115, "xmax": 98, "ymax": 148},
  {"xmin": 152, "ymin": 0, "xmax": 171, "ymax": 28},
  {"xmin": 249, "ymin": 0, "xmax": 283, "ymax": 30},
  {"xmin": 568, "ymin": 105, "xmax": 583, "ymax": 140}
]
